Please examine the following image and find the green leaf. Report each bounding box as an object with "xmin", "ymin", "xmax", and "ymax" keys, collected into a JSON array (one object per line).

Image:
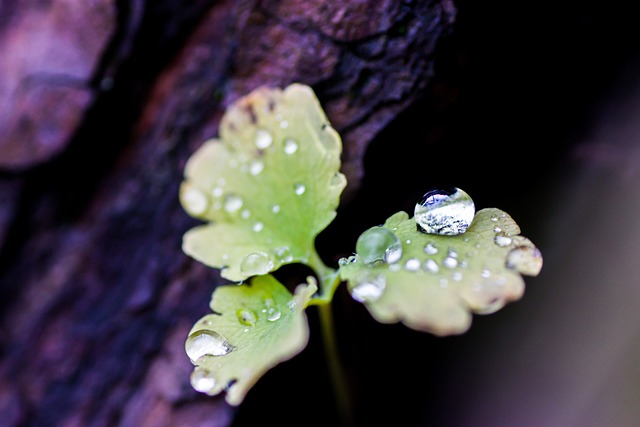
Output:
[
  {"xmin": 179, "ymin": 84, "xmax": 346, "ymax": 281},
  {"xmin": 339, "ymin": 208, "xmax": 543, "ymax": 336},
  {"xmin": 185, "ymin": 275, "xmax": 317, "ymax": 405}
]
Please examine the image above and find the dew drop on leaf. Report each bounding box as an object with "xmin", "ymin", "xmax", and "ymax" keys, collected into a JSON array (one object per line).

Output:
[
  {"xmin": 237, "ymin": 309, "xmax": 258, "ymax": 326},
  {"xmin": 404, "ymin": 258, "xmax": 421, "ymax": 271},
  {"xmin": 264, "ymin": 298, "xmax": 281, "ymax": 322},
  {"xmin": 424, "ymin": 242, "xmax": 438, "ymax": 254},
  {"xmin": 424, "ymin": 259, "xmax": 439, "ymax": 273},
  {"xmin": 271, "ymin": 204, "xmax": 280, "ymax": 214},
  {"xmin": 443, "ymin": 256, "xmax": 458, "ymax": 269},
  {"xmin": 224, "ymin": 195, "xmax": 243, "ymax": 213},
  {"xmin": 191, "ymin": 365, "xmax": 217, "ymax": 393},
  {"xmin": 255, "ymin": 129, "xmax": 273, "ymax": 149},
  {"xmin": 414, "ymin": 187, "xmax": 475, "ymax": 235},
  {"xmin": 284, "ymin": 139, "xmax": 298, "ymax": 154},
  {"xmin": 294, "ymin": 183, "xmax": 306, "ymax": 195},
  {"xmin": 249, "ymin": 160, "xmax": 264, "ymax": 175},
  {"xmin": 240, "ymin": 252, "xmax": 274, "ymax": 276},
  {"xmin": 355, "ymin": 226, "xmax": 402, "ymax": 264},
  {"xmin": 494, "ymin": 234, "xmax": 513, "ymax": 247},
  {"xmin": 185, "ymin": 330, "xmax": 236, "ymax": 363},
  {"xmin": 273, "ymin": 246, "xmax": 293, "ymax": 263},
  {"xmin": 350, "ymin": 274, "xmax": 386, "ymax": 303}
]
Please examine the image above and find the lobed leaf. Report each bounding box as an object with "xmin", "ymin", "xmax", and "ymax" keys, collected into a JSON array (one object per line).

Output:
[
  {"xmin": 180, "ymin": 84, "xmax": 346, "ymax": 281},
  {"xmin": 185, "ymin": 275, "xmax": 317, "ymax": 406},
  {"xmin": 339, "ymin": 208, "xmax": 543, "ymax": 336}
]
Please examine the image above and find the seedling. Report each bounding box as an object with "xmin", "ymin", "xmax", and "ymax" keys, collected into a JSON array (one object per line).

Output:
[{"xmin": 178, "ymin": 83, "xmax": 542, "ymax": 414}]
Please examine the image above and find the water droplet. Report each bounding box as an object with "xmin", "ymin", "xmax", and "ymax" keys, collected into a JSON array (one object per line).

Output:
[
  {"xmin": 241, "ymin": 209, "xmax": 251, "ymax": 219},
  {"xmin": 506, "ymin": 245, "xmax": 543, "ymax": 275},
  {"xmin": 338, "ymin": 255, "xmax": 358, "ymax": 266},
  {"xmin": 182, "ymin": 186, "xmax": 209, "ymax": 215},
  {"xmin": 355, "ymin": 226, "xmax": 402, "ymax": 264},
  {"xmin": 424, "ymin": 243, "xmax": 438, "ymax": 254},
  {"xmin": 481, "ymin": 269, "xmax": 491, "ymax": 278},
  {"xmin": 350, "ymin": 274, "xmax": 386, "ymax": 303},
  {"xmin": 494, "ymin": 234, "xmax": 512, "ymax": 247},
  {"xmin": 294, "ymin": 183, "xmax": 306, "ymax": 195},
  {"xmin": 191, "ymin": 366, "xmax": 216, "ymax": 393},
  {"xmin": 240, "ymin": 252, "xmax": 274, "ymax": 276},
  {"xmin": 224, "ymin": 195, "xmax": 243, "ymax": 213},
  {"xmin": 185, "ymin": 329, "xmax": 236, "ymax": 363},
  {"xmin": 424, "ymin": 259, "xmax": 439, "ymax": 273},
  {"xmin": 237, "ymin": 309, "xmax": 258, "ymax": 326},
  {"xmin": 271, "ymin": 204, "xmax": 280, "ymax": 213},
  {"xmin": 264, "ymin": 299, "xmax": 281, "ymax": 322},
  {"xmin": 280, "ymin": 120, "xmax": 289, "ymax": 129},
  {"xmin": 212, "ymin": 187, "xmax": 224, "ymax": 197},
  {"xmin": 255, "ymin": 129, "xmax": 273, "ymax": 149},
  {"xmin": 273, "ymin": 246, "xmax": 293, "ymax": 263},
  {"xmin": 414, "ymin": 187, "xmax": 475, "ymax": 235},
  {"xmin": 491, "ymin": 215, "xmax": 498, "ymax": 222},
  {"xmin": 287, "ymin": 299, "xmax": 297, "ymax": 311},
  {"xmin": 249, "ymin": 160, "xmax": 264, "ymax": 175},
  {"xmin": 406, "ymin": 239, "xmax": 411, "ymax": 245},
  {"xmin": 284, "ymin": 139, "xmax": 298, "ymax": 154},
  {"xmin": 443, "ymin": 256, "xmax": 458, "ymax": 269},
  {"xmin": 404, "ymin": 258, "xmax": 421, "ymax": 271},
  {"xmin": 452, "ymin": 271, "xmax": 463, "ymax": 281},
  {"xmin": 493, "ymin": 226, "xmax": 502, "ymax": 233},
  {"xmin": 252, "ymin": 222, "xmax": 264, "ymax": 232}
]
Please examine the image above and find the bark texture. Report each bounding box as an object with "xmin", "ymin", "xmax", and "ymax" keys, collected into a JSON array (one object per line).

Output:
[{"xmin": 0, "ymin": 1, "xmax": 455, "ymax": 426}]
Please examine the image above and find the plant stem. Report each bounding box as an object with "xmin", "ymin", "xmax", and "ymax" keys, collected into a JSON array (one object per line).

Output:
[{"xmin": 307, "ymin": 249, "xmax": 354, "ymax": 426}]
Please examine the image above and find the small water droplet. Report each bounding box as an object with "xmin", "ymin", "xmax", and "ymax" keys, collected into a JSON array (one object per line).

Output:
[
  {"xmin": 280, "ymin": 120, "xmax": 289, "ymax": 129},
  {"xmin": 287, "ymin": 299, "xmax": 297, "ymax": 311},
  {"xmin": 185, "ymin": 330, "xmax": 236, "ymax": 363},
  {"xmin": 404, "ymin": 258, "xmax": 421, "ymax": 271},
  {"xmin": 249, "ymin": 160, "xmax": 264, "ymax": 175},
  {"xmin": 406, "ymin": 239, "xmax": 411, "ymax": 245},
  {"xmin": 424, "ymin": 243, "xmax": 438, "ymax": 254},
  {"xmin": 273, "ymin": 246, "xmax": 293, "ymax": 263},
  {"xmin": 255, "ymin": 129, "xmax": 273, "ymax": 149},
  {"xmin": 491, "ymin": 215, "xmax": 498, "ymax": 222},
  {"xmin": 264, "ymin": 299, "xmax": 281, "ymax": 322},
  {"xmin": 355, "ymin": 226, "xmax": 402, "ymax": 264},
  {"xmin": 414, "ymin": 187, "xmax": 475, "ymax": 235},
  {"xmin": 506, "ymin": 245, "xmax": 543, "ymax": 275},
  {"xmin": 481, "ymin": 269, "xmax": 491, "ymax": 278},
  {"xmin": 237, "ymin": 309, "xmax": 258, "ymax": 326},
  {"xmin": 212, "ymin": 187, "xmax": 224, "ymax": 197},
  {"xmin": 240, "ymin": 252, "xmax": 274, "ymax": 276},
  {"xmin": 191, "ymin": 366, "xmax": 216, "ymax": 393},
  {"xmin": 338, "ymin": 255, "xmax": 358, "ymax": 266},
  {"xmin": 443, "ymin": 256, "xmax": 458, "ymax": 269},
  {"xmin": 183, "ymin": 186, "xmax": 209, "ymax": 215},
  {"xmin": 493, "ymin": 226, "xmax": 502, "ymax": 233},
  {"xmin": 252, "ymin": 222, "xmax": 264, "ymax": 232},
  {"xmin": 350, "ymin": 274, "xmax": 386, "ymax": 303},
  {"xmin": 452, "ymin": 271, "xmax": 463, "ymax": 281},
  {"xmin": 448, "ymin": 249, "xmax": 459, "ymax": 258},
  {"xmin": 241, "ymin": 209, "xmax": 251, "ymax": 219},
  {"xmin": 494, "ymin": 234, "xmax": 512, "ymax": 247},
  {"xmin": 294, "ymin": 183, "xmax": 306, "ymax": 195},
  {"xmin": 424, "ymin": 259, "xmax": 439, "ymax": 273},
  {"xmin": 271, "ymin": 204, "xmax": 280, "ymax": 213},
  {"xmin": 284, "ymin": 139, "xmax": 298, "ymax": 154},
  {"xmin": 224, "ymin": 195, "xmax": 243, "ymax": 213}
]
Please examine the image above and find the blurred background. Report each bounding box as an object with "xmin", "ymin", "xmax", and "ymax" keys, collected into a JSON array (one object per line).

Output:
[{"xmin": 1, "ymin": 1, "xmax": 639, "ymax": 426}]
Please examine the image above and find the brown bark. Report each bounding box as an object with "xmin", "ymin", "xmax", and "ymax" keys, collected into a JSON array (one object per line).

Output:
[{"xmin": 0, "ymin": 1, "xmax": 455, "ymax": 426}]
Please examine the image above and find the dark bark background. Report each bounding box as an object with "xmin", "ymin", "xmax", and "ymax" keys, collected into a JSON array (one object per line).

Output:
[{"xmin": 2, "ymin": 1, "xmax": 640, "ymax": 427}]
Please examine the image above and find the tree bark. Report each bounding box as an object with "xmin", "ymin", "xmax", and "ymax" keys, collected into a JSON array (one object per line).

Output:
[{"xmin": 0, "ymin": 1, "xmax": 455, "ymax": 426}]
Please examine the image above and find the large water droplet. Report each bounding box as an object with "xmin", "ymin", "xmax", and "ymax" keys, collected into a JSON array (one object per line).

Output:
[
  {"xmin": 185, "ymin": 329, "xmax": 236, "ymax": 363},
  {"xmin": 284, "ymin": 139, "xmax": 298, "ymax": 154},
  {"xmin": 294, "ymin": 183, "xmax": 306, "ymax": 195},
  {"xmin": 237, "ymin": 309, "xmax": 258, "ymax": 326},
  {"xmin": 355, "ymin": 226, "xmax": 402, "ymax": 264},
  {"xmin": 240, "ymin": 252, "xmax": 274, "ymax": 276},
  {"xmin": 414, "ymin": 187, "xmax": 475, "ymax": 235},
  {"xmin": 506, "ymin": 245, "xmax": 543, "ymax": 275},
  {"xmin": 350, "ymin": 274, "xmax": 386, "ymax": 303},
  {"xmin": 182, "ymin": 186, "xmax": 209, "ymax": 215},
  {"xmin": 255, "ymin": 129, "xmax": 273, "ymax": 149},
  {"xmin": 224, "ymin": 195, "xmax": 243, "ymax": 213},
  {"xmin": 191, "ymin": 366, "xmax": 216, "ymax": 393}
]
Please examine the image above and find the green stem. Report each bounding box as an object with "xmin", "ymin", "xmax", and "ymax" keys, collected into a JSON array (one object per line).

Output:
[{"xmin": 307, "ymin": 249, "xmax": 354, "ymax": 426}]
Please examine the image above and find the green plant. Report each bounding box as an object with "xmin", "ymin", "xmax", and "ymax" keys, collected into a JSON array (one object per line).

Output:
[{"xmin": 178, "ymin": 83, "xmax": 542, "ymax": 418}]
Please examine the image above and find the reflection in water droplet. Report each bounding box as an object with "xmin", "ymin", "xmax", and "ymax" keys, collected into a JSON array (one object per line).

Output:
[
  {"xmin": 237, "ymin": 309, "xmax": 258, "ymax": 326},
  {"xmin": 183, "ymin": 186, "xmax": 208, "ymax": 215},
  {"xmin": 240, "ymin": 252, "xmax": 274, "ymax": 276},
  {"xmin": 414, "ymin": 187, "xmax": 475, "ymax": 235},
  {"xmin": 249, "ymin": 160, "xmax": 264, "ymax": 175},
  {"xmin": 506, "ymin": 245, "xmax": 543, "ymax": 275},
  {"xmin": 284, "ymin": 139, "xmax": 298, "ymax": 154},
  {"xmin": 350, "ymin": 274, "xmax": 386, "ymax": 303},
  {"xmin": 404, "ymin": 258, "xmax": 421, "ymax": 271},
  {"xmin": 494, "ymin": 234, "xmax": 512, "ymax": 247},
  {"xmin": 224, "ymin": 195, "xmax": 243, "ymax": 213},
  {"xmin": 255, "ymin": 129, "xmax": 273, "ymax": 149},
  {"xmin": 424, "ymin": 259, "xmax": 439, "ymax": 273},
  {"xmin": 185, "ymin": 329, "xmax": 236, "ymax": 363},
  {"xmin": 294, "ymin": 183, "xmax": 306, "ymax": 195},
  {"xmin": 273, "ymin": 246, "xmax": 293, "ymax": 263},
  {"xmin": 191, "ymin": 366, "xmax": 216, "ymax": 393},
  {"xmin": 424, "ymin": 243, "xmax": 438, "ymax": 254},
  {"xmin": 355, "ymin": 226, "xmax": 402, "ymax": 264}
]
